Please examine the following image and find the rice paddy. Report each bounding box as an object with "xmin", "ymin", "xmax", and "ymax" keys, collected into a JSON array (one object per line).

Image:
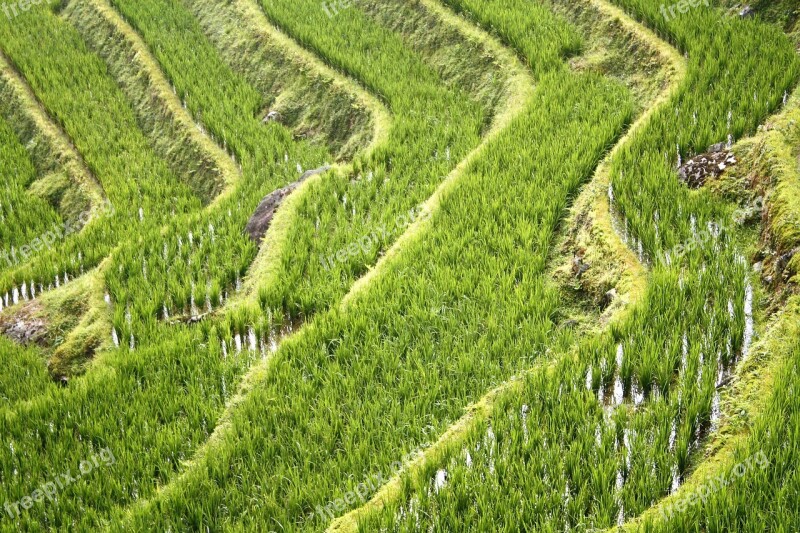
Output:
[{"xmin": 0, "ymin": 0, "xmax": 798, "ymax": 531}]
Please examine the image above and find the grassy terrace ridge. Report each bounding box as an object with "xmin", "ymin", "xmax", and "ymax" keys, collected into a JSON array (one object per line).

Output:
[
  {"xmin": 345, "ymin": 0, "xmax": 509, "ymax": 131},
  {"xmin": 739, "ymin": 87, "xmax": 800, "ymax": 289},
  {"xmin": 349, "ymin": 0, "xmax": 800, "ymax": 530},
  {"xmin": 0, "ymin": 50, "xmax": 105, "ymax": 257},
  {"xmin": 96, "ymin": 0, "xmax": 493, "ymax": 332},
  {"xmin": 340, "ymin": 0, "xmax": 534, "ymax": 308},
  {"xmin": 0, "ymin": 107, "xmax": 64, "ymax": 264},
  {"xmin": 182, "ymin": 0, "xmax": 391, "ymax": 309},
  {"xmin": 65, "ymin": 0, "xmax": 241, "ymax": 207},
  {"xmin": 0, "ymin": 48, "xmax": 106, "ymax": 288},
  {"xmin": 116, "ymin": 0, "xmax": 634, "ymax": 529},
  {"xmin": 74, "ymin": 0, "xmax": 329, "ymax": 340},
  {"xmin": 182, "ymin": 0, "xmax": 386, "ymax": 164},
  {"xmin": 0, "ymin": 0, "xmax": 511, "ymax": 529},
  {"xmin": 0, "ymin": 0, "xmax": 799, "ymax": 530},
  {"xmin": 237, "ymin": 0, "xmax": 502, "ymax": 318},
  {"xmin": 329, "ymin": 0, "xmax": 683, "ymax": 527},
  {"xmin": 546, "ymin": 0, "xmax": 683, "ymax": 318},
  {"xmin": 0, "ymin": 0, "xmax": 203, "ymax": 302}
]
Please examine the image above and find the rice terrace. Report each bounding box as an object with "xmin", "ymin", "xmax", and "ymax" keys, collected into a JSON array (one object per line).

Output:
[{"xmin": 0, "ymin": 0, "xmax": 799, "ymax": 530}]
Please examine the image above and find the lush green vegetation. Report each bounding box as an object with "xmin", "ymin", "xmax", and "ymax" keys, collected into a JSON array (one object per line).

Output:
[
  {"xmin": 0, "ymin": 0, "xmax": 201, "ymax": 314},
  {"xmin": 354, "ymin": 0, "xmax": 800, "ymax": 531},
  {"xmin": 126, "ymin": 80, "xmax": 632, "ymax": 531},
  {"xmin": 0, "ymin": 114, "xmax": 63, "ymax": 257},
  {"xmin": 0, "ymin": 0, "xmax": 798, "ymax": 530},
  {"xmin": 115, "ymin": 0, "xmax": 635, "ymax": 529},
  {"xmin": 0, "ymin": 0, "xmax": 509, "ymax": 529}
]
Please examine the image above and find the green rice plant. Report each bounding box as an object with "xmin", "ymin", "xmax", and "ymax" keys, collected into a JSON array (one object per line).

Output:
[
  {"xmin": 0, "ymin": 0, "xmax": 515, "ymax": 528},
  {"xmin": 183, "ymin": 0, "xmax": 377, "ymax": 162},
  {"xmin": 236, "ymin": 0, "xmax": 497, "ymax": 316},
  {"xmin": 68, "ymin": 0, "xmax": 498, "ymax": 333},
  {"xmin": 0, "ymin": 0, "xmax": 203, "ymax": 305},
  {"xmin": 0, "ymin": 114, "xmax": 63, "ymax": 260},
  {"xmin": 119, "ymin": 64, "xmax": 633, "ymax": 531},
  {"xmin": 639, "ymin": 295, "xmax": 800, "ymax": 530},
  {"xmin": 0, "ymin": 48, "xmax": 106, "ymax": 277},
  {"xmin": 63, "ymin": 0, "xmax": 234, "ymax": 205},
  {"xmin": 0, "ymin": 0, "xmax": 797, "ymax": 530},
  {"xmin": 353, "ymin": 0, "xmax": 800, "ymax": 530},
  {"xmin": 0, "ymin": 336, "xmax": 52, "ymax": 408}
]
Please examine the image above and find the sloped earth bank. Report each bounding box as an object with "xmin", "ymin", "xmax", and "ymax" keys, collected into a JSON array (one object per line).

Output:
[
  {"xmin": 0, "ymin": 0, "xmax": 514, "ymax": 529},
  {"xmin": 0, "ymin": 0, "xmax": 797, "ymax": 531},
  {"xmin": 345, "ymin": 0, "xmax": 800, "ymax": 530},
  {"xmin": 118, "ymin": 3, "xmax": 635, "ymax": 533},
  {"xmin": 332, "ymin": 0, "xmax": 683, "ymax": 528}
]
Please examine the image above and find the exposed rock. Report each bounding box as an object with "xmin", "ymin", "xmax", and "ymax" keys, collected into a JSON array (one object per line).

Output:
[
  {"xmin": 707, "ymin": 142, "xmax": 728, "ymax": 152},
  {"xmin": 262, "ymin": 110, "xmax": 281, "ymax": 123},
  {"xmin": 170, "ymin": 312, "xmax": 210, "ymax": 325},
  {"xmin": 298, "ymin": 166, "xmax": 331, "ymax": 182},
  {"xmin": 571, "ymin": 250, "xmax": 590, "ymax": 278},
  {"xmin": 775, "ymin": 248, "xmax": 798, "ymax": 276},
  {"xmin": 245, "ymin": 166, "xmax": 331, "ymax": 242},
  {"xmin": 166, "ymin": 312, "xmax": 212, "ymax": 327},
  {"xmin": 601, "ymin": 288, "xmax": 617, "ymax": 309},
  {"xmin": 739, "ymin": 5, "xmax": 754, "ymax": 18},
  {"xmin": 560, "ymin": 319, "xmax": 579, "ymax": 329},
  {"xmin": 678, "ymin": 150, "xmax": 737, "ymax": 189},
  {"xmin": 716, "ymin": 375, "xmax": 734, "ymax": 389},
  {"xmin": 186, "ymin": 313, "xmax": 209, "ymax": 324},
  {"xmin": 0, "ymin": 316, "xmax": 48, "ymax": 346}
]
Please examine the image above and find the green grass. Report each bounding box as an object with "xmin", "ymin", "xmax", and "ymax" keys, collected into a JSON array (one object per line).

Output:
[
  {"xmin": 0, "ymin": 0, "xmax": 798, "ymax": 530},
  {"xmin": 0, "ymin": 0, "xmax": 514, "ymax": 529},
  {"xmin": 352, "ymin": 0, "xmax": 800, "ymax": 530},
  {"xmin": 181, "ymin": 0, "xmax": 376, "ymax": 162},
  {"xmin": 645, "ymin": 295, "xmax": 800, "ymax": 531},
  {"xmin": 0, "ymin": 0, "xmax": 202, "ymax": 304},
  {"xmin": 110, "ymin": 0, "xmax": 636, "ymax": 528},
  {"xmin": 0, "ymin": 114, "xmax": 63, "ymax": 258},
  {"xmin": 122, "ymin": 71, "xmax": 632, "ymax": 532}
]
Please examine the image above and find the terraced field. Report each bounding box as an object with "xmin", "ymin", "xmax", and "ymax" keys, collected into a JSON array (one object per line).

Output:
[{"xmin": 0, "ymin": 0, "xmax": 798, "ymax": 531}]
